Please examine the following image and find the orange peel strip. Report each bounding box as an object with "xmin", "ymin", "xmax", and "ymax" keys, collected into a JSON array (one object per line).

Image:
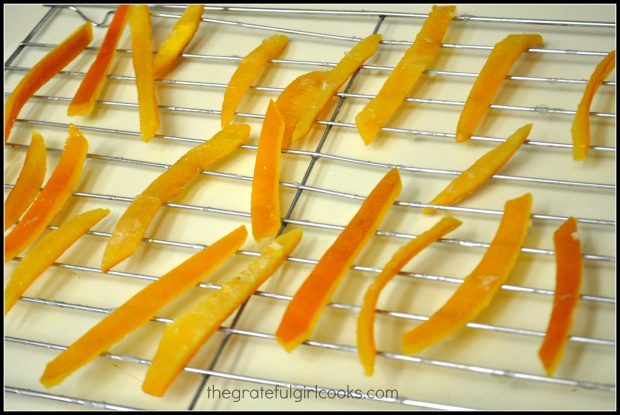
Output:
[
  {"xmin": 538, "ymin": 217, "xmax": 582, "ymax": 376},
  {"xmin": 221, "ymin": 34, "xmax": 289, "ymax": 128},
  {"xmin": 5, "ymin": 208, "xmax": 110, "ymax": 315},
  {"xmin": 128, "ymin": 5, "xmax": 160, "ymax": 142},
  {"xmin": 424, "ymin": 123, "xmax": 532, "ymax": 215},
  {"xmin": 276, "ymin": 168, "xmax": 402, "ymax": 352},
  {"xmin": 5, "ymin": 125, "xmax": 88, "ymax": 263},
  {"xmin": 456, "ymin": 34, "xmax": 543, "ymax": 143},
  {"xmin": 356, "ymin": 6, "xmax": 455, "ymax": 145},
  {"xmin": 275, "ymin": 71, "xmax": 327, "ymax": 149},
  {"xmin": 402, "ymin": 193, "xmax": 533, "ymax": 354},
  {"xmin": 153, "ymin": 4, "xmax": 205, "ymax": 78},
  {"xmin": 5, "ymin": 22, "xmax": 92, "ymax": 142},
  {"xmin": 571, "ymin": 50, "xmax": 615, "ymax": 161},
  {"xmin": 40, "ymin": 225, "xmax": 247, "ymax": 388},
  {"xmin": 101, "ymin": 124, "xmax": 250, "ymax": 272},
  {"xmin": 67, "ymin": 5, "xmax": 129, "ymax": 116},
  {"xmin": 251, "ymin": 100, "xmax": 285, "ymax": 242},
  {"xmin": 143, "ymin": 228, "xmax": 302, "ymax": 397},
  {"xmin": 357, "ymin": 216, "xmax": 462, "ymax": 376},
  {"xmin": 5, "ymin": 131, "xmax": 47, "ymax": 230},
  {"xmin": 292, "ymin": 34, "xmax": 382, "ymax": 143}
]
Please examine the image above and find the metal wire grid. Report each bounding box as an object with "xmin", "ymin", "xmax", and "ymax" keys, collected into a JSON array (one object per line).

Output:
[{"xmin": 3, "ymin": 4, "xmax": 616, "ymax": 410}]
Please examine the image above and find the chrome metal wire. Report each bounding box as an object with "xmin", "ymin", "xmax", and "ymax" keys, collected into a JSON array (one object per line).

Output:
[{"xmin": 4, "ymin": 4, "xmax": 615, "ymax": 411}]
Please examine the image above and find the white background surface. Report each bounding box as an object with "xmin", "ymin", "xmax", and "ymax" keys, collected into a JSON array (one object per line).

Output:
[{"xmin": 4, "ymin": 4, "xmax": 616, "ymax": 411}]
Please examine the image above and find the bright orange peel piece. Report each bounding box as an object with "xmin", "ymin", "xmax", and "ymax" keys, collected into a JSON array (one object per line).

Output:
[
  {"xmin": 67, "ymin": 5, "xmax": 129, "ymax": 116},
  {"xmin": 538, "ymin": 217, "xmax": 582, "ymax": 376},
  {"xmin": 101, "ymin": 124, "xmax": 250, "ymax": 272},
  {"xmin": 251, "ymin": 100, "xmax": 285, "ymax": 242},
  {"xmin": 40, "ymin": 225, "xmax": 247, "ymax": 388},
  {"xmin": 5, "ymin": 125, "xmax": 88, "ymax": 263},
  {"xmin": 456, "ymin": 34, "xmax": 543, "ymax": 142},
  {"xmin": 221, "ymin": 34, "xmax": 289, "ymax": 128},
  {"xmin": 357, "ymin": 216, "xmax": 462, "ymax": 376},
  {"xmin": 143, "ymin": 228, "xmax": 302, "ymax": 397},
  {"xmin": 5, "ymin": 208, "xmax": 110, "ymax": 315},
  {"xmin": 276, "ymin": 168, "xmax": 402, "ymax": 352},
  {"xmin": 356, "ymin": 5, "xmax": 455, "ymax": 145},
  {"xmin": 5, "ymin": 131, "xmax": 47, "ymax": 230},
  {"xmin": 424, "ymin": 123, "xmax": 532, "ymax": 214},
  {"xmin": 403, "ymin": 193, "xmax": 533, "ymax": 354}
]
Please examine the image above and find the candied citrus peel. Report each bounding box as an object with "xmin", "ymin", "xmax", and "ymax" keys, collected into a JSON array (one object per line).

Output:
[
  {"xmin": 456, "ymin": 34, "xmax": 543, "ymax": 143},
  {"xmin": 40, "ymin": 225, "xmax": 247, "ymax": 388},
  {"xmin": 402, "ymin": 193, "xmax": 533, "ymax": 355},
  {"xmin": 292, "ymin": 34, "xmax": 382, "ymax": 143},
  {"xmin": 571, "ymin": 50, "xmax": 615, "ymax": 161},
  {"xmin": 424, "ymin": 123, "xmax": 532, "ymax": 215},
  {"xmin": 143, "ymin": 228, "xmax": 303, "ymax": 397},
  {"xmin": 5, "ymin": 22, "xmax": 93, "ymax": 142},
  {"xmin": 251, "ymin": 100, "xmax": 285, "ymax": 242},
  {"xmin": 275, "ymin": 71, "xmax": 327, "ymax": 149},
  {"xmin": 153, "ymin": 4, "xmax": 205, "ymax": 78},
  {"xmin": 5, "ymin": 131, "xmax": 47, "ymax": 230},
  {"xmin": 538, "ymin": 217, "xmax": 582, "ymax": 376},
  {"xmin": 128, "ymin": 5, "xmax": 160, "ymax": 142},
  {"xmin": 67, "ymin": 5, "xmax": 129, "ymax": 116},
  {"xmin": 5, "ymin": 208, "xmax": 110, "ymax": 315},
  {"xmin": 101, "ymin": 124, "xmax": 250, "ymax": 272},
  {"xmin": 356, "ymin": 5, "xmax": 455, "ymax": 145},
  {"xmin": 357, "ymin": 216, "xmax": 462, "ymax": 376},
  {"xmin": 276, "ymin": 168, "xmax": 402, "ymax": 352},
  {"xmin": 5, "ymin": 125, "xmax": 88, "ymax": 263},
  {"xmin": 221, "ymin": 34, "xmax": 289, "ymax": 128}
]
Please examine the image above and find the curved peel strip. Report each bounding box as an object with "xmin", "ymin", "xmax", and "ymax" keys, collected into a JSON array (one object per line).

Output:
[
  {"xmin": 221, "ymin": 34, "xmax": 289, "ymax": 128},
  {"xmin": 5, "ymin": 22, "xmax": 93, "ymax": 142},
  {"xmin": 356, "ymin": 6, "xmax": 455, "ymax": 145},
  {"xmin": 276, "ymin": 168, "xmax": 402, "ymax": 352},
  {"xmin": 128, "ymin": 5, "xmax": 160, "ymax": 142},
  {"xmin": 101, "ymin": 124, "xmax": 250, "ymax": 272},
  {"xmin": 5, "ymin": 208, "xmax": 110, "ymax": 315},
  {"xmin": 275, "ymin": 71, "xmax": 327, "ymax": 149},
  {"xmin": 403, "ymin": 193, "xmax": 533, "ymax": 355},
  {"xmin": 292, "ymin": 34, "xmax": 382, "ymax": 143},
  {"xmin": 424, "ymin": 123, "xmax": 532, "ymax": 215},
  {"xmin": 5, "ymin": 131, "xmax": 47, "ymax": 230},
  {"xmin": 143, "ymin": 228, "xmax": 302, "ymax": 397},
  {"xmin": 456, "ymin": 34, "xmax": 543, "ymax": 142},
  {"xmin": 571, "ymin": 50, "xmax": 615, "ymax": 161},
  {"xmin": 538, "ymin": 217, "xmax": 582, "ymax": 376},
  {"xmin": 357, "ymin": 216, "xmax": 462, "ymax": 376},
  {"xmin": 5, "ymin": 125, "xmax": 88, "ymax": 263},
  {"xmin": 251, "ymin": 100, "xmax": 285, "ymax": 242},
  {"xmin": 40, "ymin": 225, "xmax": 247, "ymax": 388},
  {"xmin": 153, "ymin": 4, "xmax": 205, "ymax": 78},
  {"xmin": 67, "ymin": 5, "xmax": 129, "ymax": 116}
]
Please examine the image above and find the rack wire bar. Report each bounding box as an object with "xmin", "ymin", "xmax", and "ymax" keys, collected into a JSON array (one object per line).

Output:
[
  {"xmin": 4, "ymin": 4, "xmax": 615, "ymax": 411},
  {"xmin": 4, "ymin": 66, "xmax": 616, "ymax": 119},
  {"xmin": 5, "ymin": 142, "xmax": 616, "ymax": 227},
  {"xmin": 5, "ymin": 323, "xmax": 615, "ymax": 394},
  {"xmin": 6, "ymin": 96, "xmax": 616, "ymax": 154},
  {"xmin": 2, "ymin": 181, "xmax": 616, "ymax": 263},
  {"xmin": 46, "ymin": 4, "xmax": 616, "ymax": 29},
  {"xmin": 7, "ymin": 115, "xmax": 617, "ymax": 190},
  {"xmin": 13, "ymin": 284, "xmax": 615, "ymax": 346},
  {"xmin": 44, "ymin": 5, "xmax": 615, "ymax": 54},
  {"xmin": 10, "ymin": 44, "xmax": 617, "ymax": 88},
  {"xmin": 4, "ymin": 386, "xmax": 140, "ymax": 411},
  {"xmin": 5, "ymin": 216, "xmax": 614, "ymax": 306},
  {"xmin": 5, "ymin": 336, "xmax": 476, "ymax": 411}
]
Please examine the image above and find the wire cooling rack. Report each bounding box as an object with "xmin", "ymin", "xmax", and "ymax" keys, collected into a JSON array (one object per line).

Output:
[{"xmin": 4, "ymin": 4, "xmax": 616, "ymax": 411}]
